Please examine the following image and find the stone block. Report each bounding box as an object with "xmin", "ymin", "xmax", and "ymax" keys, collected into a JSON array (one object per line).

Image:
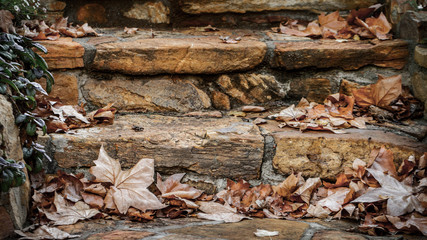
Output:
[
  {"xmin": 288, "ymin": 78, "xmax": 331, "ymax": 103},
  {"xmin": 36, "ymin": 38, "xmax": 85, "ymax": 70},
  {"xmin": 37, "ymin": 72, "xmax": 79, "ymax": 105},
  {"xmin": 399, "ymin": 11, "xmax": 427, "ymax": 43},
  {"xmin": 270, "ymin": 128, "xmax": 426, "ymax": 180},
  {"xmin": 47, "ymin": 115, "xmax": 264, "ymax": 180},
  {"xmin": 124, "ymin": 2, "xmax": 170, "ymax": 24},
  {"xmin": 412, "ymin": 71, "xmax": 427, "ymax": 103},
  {"xmin": 92, "ymin": 38, "xmax": 266, "ymax": 75},
  {"xmin": 216, "ymin": 73, "xmax": 284, "ymax": 105},
  {"xmin": 180, "ymin": 0, "xmax": 378, "ymax": 14},
  {"xmin": 273, "ymin": 40, "xmax": 409, "ymax": 70},
  {"xmin": 82, "ymin": 75, "xmax": 211, "ymax": 112},
  {"xmin": 211, "ymin": 91, "xmax": 231, "ymax": 110},
  {"xmin": 415, "ymin": 45, "xmax": 427, "ymax": 68},
  {"xmin": 77, "ymin": 3, "xmax": 107, "ymax": 24}
]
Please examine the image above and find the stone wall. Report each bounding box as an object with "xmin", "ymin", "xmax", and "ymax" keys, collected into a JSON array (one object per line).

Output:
[
  {"xmin": 0, "ymin": 95, "xmax": 31, "ymax": 239},
  {"xmin": 40, "ymin": 0, "xmax": 381, "ymax": 28}
]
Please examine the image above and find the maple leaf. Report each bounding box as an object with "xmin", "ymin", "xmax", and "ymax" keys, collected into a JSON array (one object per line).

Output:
[
  {"xmin": 352, "ymin": 168, "xmax": 425, "ymax": 216},
  {"xmin": 317, "ymin": 187, "xmax": 354, "ymax": 212},
  {"xmin": 388, "ymin": 214, "xmax": 427, "ymax": 236},
  {"xmin": 272, "ymin": 173, "xmax": 299, "ymax": 198},
  {"xmin": 272, "ymin": 104, "xmax": 306, "ymax": 122},
  {"xmin": 90, "ymin": 146, "xmax": 165, "ymax": 214},
  {"xmin": 41, "ymin": 192, "xmax": 100, "ymax": 225},
  {"xmin": 353, "ymin": 75, "xmax": 402, "ymax": 108},
  {"xmin": 290, "ymin": 178, "xmax": 321, "ymax": 204},
  {"xmin": 156, "ymin": 173, "xmax": 203, "ymax": 199}
]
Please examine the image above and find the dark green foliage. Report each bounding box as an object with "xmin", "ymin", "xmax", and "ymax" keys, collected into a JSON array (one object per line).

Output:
[
  {"xmin": 0, "ymin": 157, "xmax": 26, "ymax": 192},
  {"xmin": 0, "ymin": 0, "xmax": 46, "ymax": 23}
]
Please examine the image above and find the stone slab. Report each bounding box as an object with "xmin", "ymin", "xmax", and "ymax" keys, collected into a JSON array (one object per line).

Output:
[
  {"xmin": 399, "ymin": 11, "xmax": 427, "ymax": 43},
  {"xmin": 179, "ymin": 0, "xmax": 378, "ymax": 14},
  {"xmin": 166, "ymin": 218, "xmax": 309, "ymax": 240},
  {"xmin": 47, "ymin": 115, "xmax": 264, "ymax": 179},
  {"xmin": 273, "ymin": 40, "xmax": 408, "ymax": 70},
  {"xmin": 81, "ymin": 75, "xmax": 211, "ymax": 112},
  {"xmin": 37, "ymin": 71, "xmax": 79, "ymax": 105},
  {"xmin": 91, "ymin": 37, "xmax": 267, "ymax": 75},
  {"xmin": 267, "ymin": 126, "xmax": 427, "ymax": 180},
  {"xmin": 37, "ymin": 38, "xmax": 85, "ymax": 69},
  {"xmin": 415, "ymin": 46, "xmax": 427, "ymax": 69}
]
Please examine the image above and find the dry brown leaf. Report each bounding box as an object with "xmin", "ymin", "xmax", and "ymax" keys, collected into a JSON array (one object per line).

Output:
[
  {"xmin": 15, "ymin": 225, "xmax": 80, "ymax": 239},
  {"xmin": 323, "ymin": 173, "xmax": 351, "ymax": 188},
  {"xmin": 317, "ymin": 187, "xmax": 354, "ymax": 212},
  {"xmin": 124, "ymin": 27, "xmax": 138, "ymax": 35},
  {"xmin": 388, "ymin": 214, "xmax": 427, "ymax": 236},
  {"xmin": 90, "ymin": 146, "xmax": 165, "ymax": 214},
  {"xmin": 306, "ymin": 204, "xmax": 331, "ymax": 218},
  {"xmin": 272, "ymin": 173, "xmax": 299, "ymax": 198},
  {"xmin": 354, "ymin": 75, "xmax": 402, "ymax": 109},
  {"xmin": 216, "ymin": 179, "xmax": 251, "ymax": 208},
  {"xmin": 368, "ymin": 146, "xmax": 398, "ymax": 178},
  {"xmin": 156, "ymin": 173, "xmax": 203, "ymax": 199},
  {"xmin": 291, "ymin": 178, "xmax": 321, "ymax": 204},
  {"xmin": 196, "ymin": 201, "xmax": 250, "ymax": 223},
  {"xmin": 42, "ymin": 193, "xmax": 100, "ymax": 225},
  {"xmin": 81, "ymin": 192, "xmax": 104, "ymax": 209},
  {"xmin": 83, "ymin": 183, "xmax": 107, "ymax": 197},
  {"xmin": 273, "ymin": 105, "xmax": 306, "ymax": 121},
  {"xmin": 242, "ymin": 106, "xmax": 266, "ymax": 112}
]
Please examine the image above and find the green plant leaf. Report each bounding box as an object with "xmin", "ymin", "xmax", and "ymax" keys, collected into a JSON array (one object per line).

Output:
[
  {"xmin": 26, "ymin": 121, "xmax": 37, "ymax": 136},
  {"xmin": 32, "ymin": 42, "xmax": 47, "ymax": 54},
  {"xmin": 15, "ymin": 114, "xmax": 28, "ymax": 124}
]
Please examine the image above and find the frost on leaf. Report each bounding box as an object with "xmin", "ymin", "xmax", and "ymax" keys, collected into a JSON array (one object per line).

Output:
[{"xmin": 90, "ymin": 146, "xmax": 165, "ymax": 214}]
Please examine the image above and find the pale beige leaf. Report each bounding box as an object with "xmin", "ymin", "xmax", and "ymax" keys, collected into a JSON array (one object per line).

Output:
[
  {"xmin": 42, "ymin": 193, "xmax": 100, "ymax": 225},
  {"xmin": 317, "ymin": 187, "xmax": 353, "ymax": 212},
  {"xmin": 90, "ymin": 145, "xmax": 121, "ymax": 184},
  {"xmin": 306, "ymin": 204, "xmax": 331, "ymax": 218},
  {"xmin": 110, "ymin": 186, "xmax": 165, "ymax": 214},
  {"xmin": 197, "ymin": 212, "xmax": 250, "ymax": 223},
  {"xmin": 156, "ymin": 173, "xmax": 203, "ymax": 199},
  {"xmin": 15, "ymin": 225, "xmax": 80, "ymax": 239},
  {"xmin": 291, "ymin": 178, "xmax": 321, "ymax": 204},
  {"xmin": 272, "ymin": 173, "xmax": 299, "ymax": 198}
]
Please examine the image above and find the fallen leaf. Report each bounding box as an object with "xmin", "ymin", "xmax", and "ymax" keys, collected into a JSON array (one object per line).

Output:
[
  {"xmin": 81, "ymin": 192, "xmax": 104, "ymax": 209},
  {"xmin": 353, "ymin": 75, "xmax": 402, "ymax": 108},
  {"xmin": 242, "ymin": 106, "xmax": 266, "ymax": 112},
  {"xmin": 273, "ymin": 105, "xmax": 306, "ymax": 121},
  {"xmin": 306, "ymin": 204, "xmax": 332, "ymax": 218},
  {"xmin": 42, "ymin": 193, "xmax": 100, "ymax": 225},
  {"xmin": 196, "ymin": 201, "xmax": 250, "ymax": 223},
  {"xmin": 388, "ymin": 214, "xmax": 427, "ymax": 236},
  {"xmin": 90, "ymin": 146, "xmax": 165, "ymax": 214},
  {"xmin": 291, "ymin": 178, "xmax": 321, "ymax": 204},
  {"xmin": 124, "ymin": 27, "xmax": 138, "ymax": 34},
  {"xmin": 15, "ymin": 225, "xmax": 80, "ymax": 239},
  {"xmin": 156, "ymin": 173, "xmax": 203, "ymax": 199},
  {"xmin": 254, "ymin": 229, "xmax": 279, "ymax": 237},
  {"xmin": 317, "ymin": 187, "xmax": 353, "ymax": 212},
  {"xmin": 323, "ymin": 173, "xmax": 351, "ymax": 188},
  {"xmin": 352, "ymin": 168, "xmax": 424, "ymax": 216},
  {"xmin": 368, "ymin": 146, "xmax": 398, "ymax": 178},
  {"xmin": 272, "ymin": 173, "xmax": 299, "ymax": 198}
]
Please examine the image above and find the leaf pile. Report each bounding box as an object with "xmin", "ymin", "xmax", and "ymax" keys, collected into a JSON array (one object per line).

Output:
[
  {"xmin": 33, "ymin": 95, "xmax": 116, "ymax": 133},
  {"xmin": 274, "ymin": 4, "xmax": 392, "ymax": 40},
  {"xmin": 268, "ymin": 74, "xmax": 423, "ymax": 134},
  {"xmin": 29, "ymin": 146, "xmax": 426, "ymax": 237},
  {"xmin": 18, "ymin": 17, "xmax": 98, "ymax": 41}
]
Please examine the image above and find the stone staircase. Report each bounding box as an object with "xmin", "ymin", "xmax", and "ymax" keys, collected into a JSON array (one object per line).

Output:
[{"xmin": 38, "ymin": 0, "xmax": 427, "ymax": 192}]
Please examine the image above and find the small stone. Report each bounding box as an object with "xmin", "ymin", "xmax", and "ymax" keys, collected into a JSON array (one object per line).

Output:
[
  {"xmin": 253, "ymin": 118, "xmax": 267, "ymax": 125},
  {"xmin": 124, "ymin": 2, "xmax": 170, "ymax": 24},
  {"xmin": 273, "ymin": 40, "xmax": 408, "ymax": 70},
  {"xmin": 217, "ymin": 74, "xmax": 283, "ymax": 105},
  {"xmin": 37, "ymin": 72, "xmax": 78, "ymax": 105},
  {"xmin": 415, "ymin": 46, "xmax": 427, "ymax": 69},
  {"xmin": 184, "ymin": 111, "xmax": 223, "ymax": 118},
  {"xmin": 312, "ymin": 230, "xmax": 367, "ymax": 240},
  {"xmin": 45, "ymin": 0, "xmax": 66, "ymax": 11},
  {"xmin": 339, "ymin": 79, "xmax": 361, "ymax": 97},
  {"xmin": 36, "ymin": 38, "xmax": 84, "ymax": 70},
  {"xmin": 411, "ymin": 71, "xmax": 427, "ymax": 103},
  {"xmin": 87, "ymin": 230, "xmax": 154, "ymax": 240},
  {"xmin": 289, "ymin": 78, "xmax": 331, "ymax": 103},
  {"xmin": 242, "ymin": 106, "xmax": 266, "ymax": 112},
  {"xmin": 77, "ymin": 4, "xmax": 107, "ymax": 24},
  {"xmin": 211, "ymin": 91, "xmax": 231, "ymax": 110},
  {"xmin": 228, "ymin": 111, "xmax": 246, "ymax": 117}
]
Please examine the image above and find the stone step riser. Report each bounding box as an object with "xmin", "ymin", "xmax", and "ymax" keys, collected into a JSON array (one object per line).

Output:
[
  {"xmin": 37, "ymin": 35, "xmax": 411, "ymax": 112},
  {"xmin": 40, "ymin": 115, "xmax": 427, "ymax": 193}
]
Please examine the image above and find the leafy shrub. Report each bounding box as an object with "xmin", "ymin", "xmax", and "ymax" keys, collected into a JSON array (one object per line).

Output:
[
  {"xmin": 0, "ymin": 32, "xmax": 53, "ymax": 190},
  {"xmin": 0, "ymin": 157, "xmax": 26, "ymax": 192},
  {"xmin": 0, "ymin": 0, "xmax": 46, "ymax": 22}
]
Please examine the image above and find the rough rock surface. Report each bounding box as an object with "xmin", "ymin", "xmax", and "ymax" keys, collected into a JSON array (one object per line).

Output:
[
  {"xmin": 77, "ymin": 3, "xmax": 107, "ymax": 24},
  {"xmin": 399, "ymin": 11, "xmax": 427, "ymax": 43},
  {"xmin": 46, "ymin": 115, "xmax": 264, "ymax": 179},
  {"xmin": 273, "ymin": 40, "xmax": 408, "ymax": 70},
  {"xmin": 288, "ymin": 78, "xmax": 331, "ymax": 103},
  {"xmin": 415, "ymin": 46, "xmax": 427, "ymax": 69},
  {"xmin": 82, "ymin": 75, "xmax": 211, "ymax": 112},
  {"xmin": 124, "ymin": 2, "xmax": 170, "ymax": 23},
  {"xmin": 92, "ymin": 38, "xmax": 266, "ymax": 75},
  {"xmin": 268, "ymin": 127, "xmax": 426, "ymax": 180},
  {"xmin": 179, "ymin": 0, "xmax": 378, "ymax": 14},
  {"xmin": 217, "ymin": 73, "xmax": 284, "ymax": 104},
  {"xmin": 37, "ymin": 38, "xmax": 84, "ymax": 69},
  {"xmin": 37, "ymin": 72, "xmax": 78, "ymax": 105},
  {"xmin": 0, "ymin": 95, "xmax": 30, "ymax": 232}
]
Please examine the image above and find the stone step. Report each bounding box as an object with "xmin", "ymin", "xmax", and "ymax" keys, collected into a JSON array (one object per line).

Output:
[
  {"xmin": 41, "ymin": 114, "xmax": 427, "ymax": 189},
  {"xmin": 36, "ymin": 29, "xmax": 411, "ymax": 113}
]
